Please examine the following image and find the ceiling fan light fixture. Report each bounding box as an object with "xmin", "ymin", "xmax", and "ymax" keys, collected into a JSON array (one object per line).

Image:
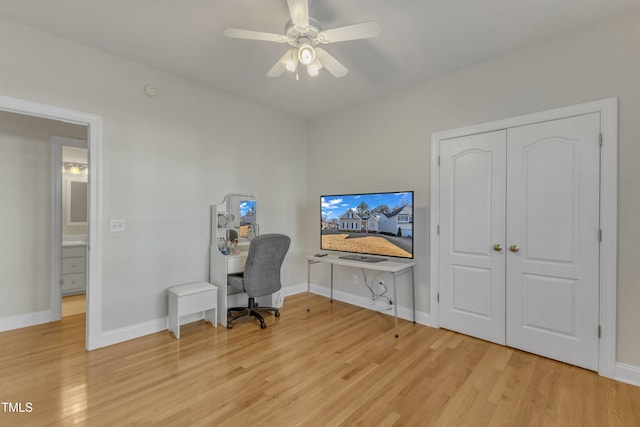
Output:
[
  {"xmin": 297, "ymin": 41, "xmax": 316, "ymax": 65},
  {"xmin": 283, "ymin": 49, "xmax": 299, "ymax": 72},
  {"xmin": 307, "ymin": 65, "xmax": 319, "ymax": 77},
  {"xmin": 307, "ymin": 59, "xmax": 323, "ymax": 76}
]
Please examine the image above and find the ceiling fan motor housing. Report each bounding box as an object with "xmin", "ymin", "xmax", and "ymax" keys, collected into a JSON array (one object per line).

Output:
[{"xmin": 285, "ymin": 17, "xmax": 321, "ymax": 46}]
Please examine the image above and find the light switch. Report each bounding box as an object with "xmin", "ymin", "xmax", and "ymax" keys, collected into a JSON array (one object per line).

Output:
[{"xmin": 109, "ymin": 219, "xmax": 126, "ymax": 232}]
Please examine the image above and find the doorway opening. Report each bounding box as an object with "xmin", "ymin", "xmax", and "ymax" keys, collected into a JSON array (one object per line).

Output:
[
  {"xmin": 0, "ymin": 94, "xmax": 103, "ymax": 350},
  {"xmin": 57, "ymin": 141, "xmax": 89, "ymax": 319}
]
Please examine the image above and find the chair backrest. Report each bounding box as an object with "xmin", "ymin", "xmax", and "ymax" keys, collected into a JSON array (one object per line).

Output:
[
  {"xmin": 243, "ymin": 233, "xmax": 291, "ymax": 298},
  {"xmin": 227, "ymin": 229, "xmax": 238, "ymax": 241}
]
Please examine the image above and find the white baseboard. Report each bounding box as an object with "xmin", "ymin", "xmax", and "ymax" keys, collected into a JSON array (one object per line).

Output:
[
  {"xmin": 616, "ymin": 362, "xmax": 640, "ymax": 387},
  {"xmin": 282, "ymin": 283, "xmax": 308, "ymax": 296},
  {"xmin": 0, "ymin": 310, "xmax": 52, "ymax": 333},
  {"xmin": 97, "ymin": 317, "xmax": 167, "ymax": 348},
  {"xmin": 97, "ymin": 311, "xmax": 222, "ymax": 348},
  {"xmin": 283, "ymin": 283, "xmax": 433, "ymax": 327}
]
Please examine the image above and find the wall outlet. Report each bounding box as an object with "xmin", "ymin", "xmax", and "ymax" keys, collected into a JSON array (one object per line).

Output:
[{"xmin": 109, "ymin": 219, "xmax": 126, "ymax": 232}]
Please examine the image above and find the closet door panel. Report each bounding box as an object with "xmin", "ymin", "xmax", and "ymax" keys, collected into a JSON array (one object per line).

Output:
[
  {"xmin": 505, "ymin": 113, "xmax": 601, "ymax": 370},
  {"xmin": 439, "ymin": 130, "xmax": 507, "ymax": 345}
]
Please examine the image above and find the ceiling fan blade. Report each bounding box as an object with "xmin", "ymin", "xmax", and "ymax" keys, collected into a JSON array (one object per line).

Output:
[
  {"xmin": 315, "ymin": 47, "xmax": 348, "ymax": 78},
  {"xmin": 318, "ymin": 21, "xmax": 381, "ymax": 44},
  {"xmin": 267, "ymin": 49, "xmax": 297, "ymax": 77},
  {"xmin": 287, "ymin": 0, "xmax": 310, "ymax": 29},
  {"xmin": 223, "ymin": 28, "xmax": 288, "ymax": 43},
  {"xmin": 267, "ymin": 62, "xmax": 286, "ymax": 78}
]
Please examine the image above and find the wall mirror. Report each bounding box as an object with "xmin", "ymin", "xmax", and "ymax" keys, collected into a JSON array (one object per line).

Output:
[
  {"xmin": 216, "ymin": 193, "xmax": 257, "ymax": 242},
  {"xmin": 65, "ymin": 177, "xmax": 88, "ymax": 225}
]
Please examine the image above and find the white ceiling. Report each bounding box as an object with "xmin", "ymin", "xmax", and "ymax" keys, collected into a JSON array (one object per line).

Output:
[{"xmin": 1, "ymin": 0, "xmax": 639, "ymax": 119}]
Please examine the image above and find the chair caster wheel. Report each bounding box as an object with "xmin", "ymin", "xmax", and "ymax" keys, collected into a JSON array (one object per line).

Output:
[
  {"xmin": 227, "ymin": 322, "xmax": 233, "ymax": 329},
  {"xmin": 260, "ymin": 322, "xmax": 267, "ymax": 329},
  {"xmin": 275, "ymin": 309, "xmax": 280, "ymax": 318}
]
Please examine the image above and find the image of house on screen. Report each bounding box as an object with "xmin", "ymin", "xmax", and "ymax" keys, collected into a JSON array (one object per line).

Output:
[
  {"xmin": 338, "ymin": 209, "xmax": 362, "ymax": 231},
  {"xmin": 338, "ymin": 205, "xmax": 412, "ymax": 237},
  {"xmin": 378, "ymin": 205, "xmax": 413, "ymax": 237},
  {"xmin": 339, "ymin": 208, "xmax": 379, "ymax": 232}
]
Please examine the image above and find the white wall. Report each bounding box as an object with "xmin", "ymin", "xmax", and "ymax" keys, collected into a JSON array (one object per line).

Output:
[
  {"xmin": 0, "ymin": 111, "xmax": 86, "ymax": 318},
  {"xmin": 307, "ymin": 10, "xmax": 640, "ymax": 368},
  {"xmin": 0, "ymin": 18, "xmax": 309, "ymax": 332}
]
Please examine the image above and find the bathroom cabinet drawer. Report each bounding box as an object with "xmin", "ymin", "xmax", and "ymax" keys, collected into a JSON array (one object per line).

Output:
[
  {"xmin": 62, "ymin": 246, "xmax": 85, "ymax": 258},
  {"xmin": 62, "ymin": 273, "xmax": 86, "ymax": 293},
  {"xmin": 62, "ymin": 257, "xmax": 85, "ymax": 274}
]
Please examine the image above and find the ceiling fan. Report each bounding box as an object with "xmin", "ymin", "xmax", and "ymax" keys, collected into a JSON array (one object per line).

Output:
[{"xmin": 223, "ymin": 0, "xmax": 381, "ymax": 79}]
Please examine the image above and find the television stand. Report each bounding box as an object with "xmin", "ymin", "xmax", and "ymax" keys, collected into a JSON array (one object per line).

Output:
[
  {"xmin": 338, "ymin": 254, "xmax": 387, "ymax": 263},
  {"xmin": 306, "ymin": 254, "xmax": 415, "ymax": 337}
]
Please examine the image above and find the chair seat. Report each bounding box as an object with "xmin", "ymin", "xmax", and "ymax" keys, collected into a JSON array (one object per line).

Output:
[{"xmin": 227, "ymin": 273, "xmax": 245, "ymax": 295}]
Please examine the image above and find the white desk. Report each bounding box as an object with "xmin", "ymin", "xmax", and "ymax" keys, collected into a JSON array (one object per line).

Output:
[
  {"xmin": 306, "ymin": 254, "xmax": 416, "ymax": 337},
  {"xmin": 210, "ymin": 241, "xmax": 274, "ymax": 327},
  {"xmin": 210, "ymin": 247, "xmax": 248, "ymax": 327}
]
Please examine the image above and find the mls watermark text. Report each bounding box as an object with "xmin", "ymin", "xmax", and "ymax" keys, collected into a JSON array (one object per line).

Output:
[{"xmin": 2, "ymin": 402, "xmax": 33, "ymax": 413}]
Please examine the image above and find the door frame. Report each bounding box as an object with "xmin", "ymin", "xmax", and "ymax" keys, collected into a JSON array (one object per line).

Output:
[
  {"xmin": 0, "ymin": 95, "xmax": 103, "ymax": 351},
  {"xmin": 430, "ymin": 98, "xmax": 617, "ymax": 377}
]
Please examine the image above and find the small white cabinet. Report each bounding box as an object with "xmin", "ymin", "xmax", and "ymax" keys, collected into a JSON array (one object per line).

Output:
[{"xmin": 61, "ymin": 244, "xmax": 86, "ymax": 296}]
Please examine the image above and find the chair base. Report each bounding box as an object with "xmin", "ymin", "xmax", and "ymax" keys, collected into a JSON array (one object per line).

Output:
[{"xmin": 227, "ymin": 297, "xmax": 280, "ymax": 329}]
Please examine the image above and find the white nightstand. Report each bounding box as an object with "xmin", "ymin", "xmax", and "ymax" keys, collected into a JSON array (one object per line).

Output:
[{"xmin": 168, "ymin": 282, "xmax": 218, "ymax": 339}]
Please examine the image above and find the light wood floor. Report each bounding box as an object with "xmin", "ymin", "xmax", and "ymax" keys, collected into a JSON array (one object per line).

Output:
[
  {"xmin": 61, "ymin": 294, "xmax": 86, "ymax": 317},
  {"xmin": 1, "ymin": 293, "xmax": 638, "ymax": 426}
]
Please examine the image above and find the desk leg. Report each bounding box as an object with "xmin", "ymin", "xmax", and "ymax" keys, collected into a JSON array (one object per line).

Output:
[
  {"xmin": 330, "ymin": 263, "xmax": 334, "ymax": 302},
  {"xmin": 307, "ymin": 260, "xmax": 311, "ymax": 311},
  {"xmin": 412, "ymin": 266, "xmax": 416, "ymax": 324},
  {"xmin": 393, "ymin": 271, "xmax": 399, "ymax": 338}
]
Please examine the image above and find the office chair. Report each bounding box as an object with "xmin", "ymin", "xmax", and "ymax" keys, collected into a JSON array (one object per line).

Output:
[{"xmin": 226, "ymin": 233, "xmax": 291, "ymax": 329}]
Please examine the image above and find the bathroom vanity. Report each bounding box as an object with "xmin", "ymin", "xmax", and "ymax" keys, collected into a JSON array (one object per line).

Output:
[{"xmin": 61, "ymin": 241, "xmax": 86, "ymax": 296}]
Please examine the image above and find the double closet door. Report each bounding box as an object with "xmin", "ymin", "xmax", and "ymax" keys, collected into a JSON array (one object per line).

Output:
[{"xmin": 438, "ymin": 113, "xmax": 601, "ymax": 371}]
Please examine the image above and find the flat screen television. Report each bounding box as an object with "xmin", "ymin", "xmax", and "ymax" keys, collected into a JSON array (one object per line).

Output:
[{"xmin": 321, "ymin": 191, "xmax": 414, "ymax": 261}]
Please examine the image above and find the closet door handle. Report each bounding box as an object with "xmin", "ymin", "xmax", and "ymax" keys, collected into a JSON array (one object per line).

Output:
[
  {"xmin": 493, "ymin": 244, "xmax": 503, "ymax": 252},
  {"xmin": 509, "ymin": 244, "xmax": 520, "ymax": 253}
]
